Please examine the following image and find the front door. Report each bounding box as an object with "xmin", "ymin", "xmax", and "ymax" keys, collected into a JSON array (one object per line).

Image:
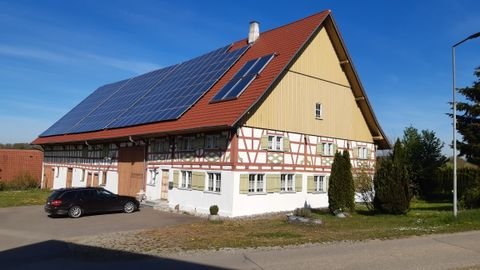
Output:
[
  {"xmin": 160, "ymin": 169, "xmax": 169, "ymax": 200},
  {"xmin": 66, "ymin": 168, "xmax": 73, "ymax": 188},
  {"xmin": 44, "ymin": 166, "xmax": 54, "ymax": 189},
  {"xmin": 118, "ymin": 146, "xmax": 145, "ymax": 197}
]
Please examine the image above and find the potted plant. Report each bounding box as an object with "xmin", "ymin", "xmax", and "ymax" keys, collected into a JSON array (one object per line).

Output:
[{"xmin": 208, "ymin": 205, "xmax": 220, "ymax": 221}]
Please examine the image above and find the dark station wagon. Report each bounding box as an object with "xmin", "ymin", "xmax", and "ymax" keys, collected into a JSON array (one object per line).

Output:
[{"xmin": 45, "ymin": 187, "xmax": 140, "ymax": 218}]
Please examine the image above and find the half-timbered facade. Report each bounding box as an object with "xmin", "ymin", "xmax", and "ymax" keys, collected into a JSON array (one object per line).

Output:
[{"xmin": 34, "ymin": 10, "xmax": 389, "ymax": 217}]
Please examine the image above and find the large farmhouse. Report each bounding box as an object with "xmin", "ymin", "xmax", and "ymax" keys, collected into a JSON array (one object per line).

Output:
[{"xmin": 33, "ymin": 10, "xmax": 389, "ymax": 217}]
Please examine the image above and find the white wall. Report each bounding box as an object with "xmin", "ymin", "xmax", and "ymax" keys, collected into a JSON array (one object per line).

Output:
[
  {"xmin": 52, "ymin": 167, "xmax": 67, "ymax": 189},
  {"xmin": 231, "ymin": 173, "xmax": 329, "ymax": 217},
  {"xmin": 168, "ymin": 170, "xmax": 234, "ymax": 216},
  {"xmin": 104, "ymin": 171, "xmax": 118, "ymax": 194},
  {"xmin": 72, "ymin": 168, "xmax": 87, "ymax": 187},
  {"xmin": 145, "ymin": 166, "xmax": 168, "ymax": 201}
]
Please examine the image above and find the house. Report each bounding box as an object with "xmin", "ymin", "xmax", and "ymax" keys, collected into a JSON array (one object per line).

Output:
[
  {"xmin": 33, "ymin": 10, "xmax": 389, "ymax": 217},
  {"xmin": 0, "ymin": 149, "xmax": 43, "ymax": 185}
]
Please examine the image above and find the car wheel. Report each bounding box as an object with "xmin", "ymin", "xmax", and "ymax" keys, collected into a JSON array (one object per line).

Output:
[
  {"xmin": 68, "ymin": 206, "xmax": 82, "ymax": 218},
  {"xmin": 124, "ymin": 201, "xmax": 136, "ymax": 213}
]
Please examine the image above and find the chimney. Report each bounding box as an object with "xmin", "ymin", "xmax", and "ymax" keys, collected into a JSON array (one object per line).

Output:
[{"xmin": 248, "ymin": 21, "xmax": 260, "ymax": 44}]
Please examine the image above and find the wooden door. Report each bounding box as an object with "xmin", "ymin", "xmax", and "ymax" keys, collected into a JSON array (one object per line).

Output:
[
  {"xmin": 160, "ymin": 169, "xmax": 169, "ymax": 200},
  {"xmin": 118, "ymin": 146, "xmax": 145, "ymax": 196},
  {"xmin": 44, "ymin": 166, "xmax": 54, "ymax": 189},
  {"xmin": 93, "ymin": 173, "xmax": 99, "ymax": 187},
  {"xmin": 87, "ymin": 172, "xmax": 92, "ymax": 187},
  {"xmin": 66, "ymin": 168, "xmax": 73, "ymax": 188}
]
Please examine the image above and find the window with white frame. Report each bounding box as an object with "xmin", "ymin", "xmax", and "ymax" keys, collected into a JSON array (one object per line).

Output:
[
  {"xmin": 181, "ymin": 171, "xmax": 192, "ymax": 189},
  {"xmin": 148, "ymin": 169, "xmax": 158, "ymax": 185},
  {"xmin": 281, "ymin": 174, "xmax": 294, "ymax": 192},
  {"xmin": 268, "ymin": 135, "xmax": 283, "ymax": 151},
  {"xmin": 358, "ymin": 147, "xmax": 368, "ymax": 159},
  {"xmin": 314, "ymin": 175, "xmax": 326, "ymax": 192},
  {"xmin": 206, "ymin": 135, "xmax": 220, "ymax": 149},
  {"xmin": 322, "ymin": 142, "xmax": 334, "ymax": 156},
  {"xmin": 315, "ymin": 103, "xmax": 323, "ymax": 119},
  {"xmin": 248, "ymin": 174, "xmax": 265, "ymax": 193},
  {"xmin": 179, "ymin": 137, "xmax": 194, "ymax": 151},
  {"xmin": 207, "ymin": 173, "xmax": 221, "ymax": 192}
]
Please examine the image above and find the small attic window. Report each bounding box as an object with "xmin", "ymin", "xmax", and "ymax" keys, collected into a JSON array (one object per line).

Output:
[
  {"xmin": 211, "ymin": 53, "xmax": 275, "ymax": 102},
  {"xmin": 315, "ymin": 103, "xmax": 323, "ymax": 119}
]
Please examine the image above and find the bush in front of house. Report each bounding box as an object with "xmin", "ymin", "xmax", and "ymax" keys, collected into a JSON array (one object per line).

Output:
[
  {"xmin": 354, "ymin": 166, "xmax": 375, "ymax": 211},
  {"xmin": 328, "ymin": 150, "xmax": 355, "ymax": 214},
  {"xmin": 0, "ymin": 173, "xmax": 39, "ymax": 191},
  {"xmin": 373, "ymin": 139, "xmax": 411, "ymax": 214},
  {"xmin": 209, "ymin": 205, "xmax": 219, "ymax": 215}
]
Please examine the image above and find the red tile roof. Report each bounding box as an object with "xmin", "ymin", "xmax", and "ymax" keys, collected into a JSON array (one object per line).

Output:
[{"xmin": 33, "ymin": 10, "xmax": 389, "ymax": 148}]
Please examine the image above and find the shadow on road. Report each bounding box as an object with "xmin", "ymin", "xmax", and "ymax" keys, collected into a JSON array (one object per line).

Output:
[{"xmin": 0, "ymin": 240, "xmax": 226, "ymax": 270}]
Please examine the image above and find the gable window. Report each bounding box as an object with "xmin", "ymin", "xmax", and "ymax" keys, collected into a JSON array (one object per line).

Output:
[
  {"xmin": 207, "ymin": 173, "xmax": 221, "ymax": 192},
  {"xmin": 314, "ymin": 175, "xmax": 326, "ymax": 192},
  {"xmin": 179, "ymin": 137, "xmax": 194, "ymax": 151},
  {"xmin": 322, "ymin": 142, "xmax": 334, "ymax": 156},
  {"xmin": 181, "ymin": 171, "xmax": 192, "ymax": 189},
  {"xmin": 315, "ymin": 103, "xmax": 323, "ymax": 119},
  {"xmin": 268, "ymin": 135, "xmax": 283, "ymax": 151},
  {"xmin": 358, "ymin": 147, "xmax": 368, "ymax": 159},
  {"xmin": 281, "ymin": 174, "xmax": 294, "ymax": 192},
  {"xmin": 248, "ymin": 174, "xmax": 265, "ymax": 193},
  {"xmin": 206, "ymin": 135, "xmax": 220, "ymax": 149}
]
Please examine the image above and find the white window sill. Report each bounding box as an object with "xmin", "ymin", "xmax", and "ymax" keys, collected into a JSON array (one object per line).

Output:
[
  {"xmin": 177, "ymin": 187, "xmax": 192, "ymax": 191},
  {"xmin": 315, "ymin": 117, "xmax": 323, "ymax": 120},
  {"xmin": 311, "ymin": 191, "xmax": 327, "ymax": 194},
  {"xmin": 280, "ymin": 191, "xmax": 296, "ymax": 194},
  {"xmin": 267, "ymin": 149, "xmax": 284, "ymax": 152},
  {"xmin": 247, "ymin": 192, "xmax": 267, "ymax": 195},
  {"xmin": 203, "ymin": 190, "xmax": 221, "ymax": 195}
]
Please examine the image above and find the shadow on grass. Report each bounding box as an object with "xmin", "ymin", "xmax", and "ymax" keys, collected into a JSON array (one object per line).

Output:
[
  {"xmin": 0, "ymin": 240, "xmax": 226, "ymax": 270},
  {"xmin": 411, "ymin": 205, "xmax": 452, "ymax": 211}
]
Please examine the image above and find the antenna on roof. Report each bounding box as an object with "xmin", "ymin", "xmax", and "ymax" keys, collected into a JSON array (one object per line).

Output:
[{"xmin": 248, "ymin": 21, "xmax": 260, "ymax": 44}]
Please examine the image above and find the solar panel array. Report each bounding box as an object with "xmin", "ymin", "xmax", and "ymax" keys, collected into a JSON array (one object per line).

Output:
[
  {"xmin": 211, "ymin": 53, "xmax": 275, "ymax": 102},
  {"xmin": 40, "ymin": 45, "xmax": 248, "ymax": 137}
]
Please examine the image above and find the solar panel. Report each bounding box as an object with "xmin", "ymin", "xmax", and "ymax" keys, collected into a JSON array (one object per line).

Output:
[
  {"xmin": 210, "ymin": 53, "xmax": 275, "ymax": 102},
  {"xmin": 39, "ymin": 44, "xmax": 248, "ymax": 137},
  {"xmin": 40, "ymin": 79, "xmax": 129, "ymax": 136}
]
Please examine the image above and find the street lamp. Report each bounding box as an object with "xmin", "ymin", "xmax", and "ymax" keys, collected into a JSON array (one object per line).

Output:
[{"xmin": 452, "ymin": 31, "xmax": 480, "ymax": 217}]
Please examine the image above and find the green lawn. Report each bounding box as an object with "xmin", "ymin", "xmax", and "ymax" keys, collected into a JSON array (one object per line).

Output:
[
  {"xmin": 0, "ymin": 189, "xmax": 51, "ymax": 208},
  {"xmin": 83, "ymin": 200, "xmax": 480, "ymax": 252}
]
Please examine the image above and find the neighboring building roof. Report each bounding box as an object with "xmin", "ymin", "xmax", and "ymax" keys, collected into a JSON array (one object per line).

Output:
[{"xmin": 33, "ymin": 10, "xmax": 390, "ymax": 149}]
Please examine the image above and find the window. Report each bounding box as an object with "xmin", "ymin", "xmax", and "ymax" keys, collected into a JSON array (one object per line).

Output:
[
  {"xmin": 315, "ymin": 103, "xmax": 323, "ymax": 119},
  {"xmin": 101, "ymin": 171, "xmax": 107, "ymax": 186},
  {"xmin": 179, "ymin": 137, "xmax": 194, "ymax": 151},
  {"xmin": 55, "ymin": 167, "xmax": 59, "ymax": 178},
  {"xmin": 281, "ymin": 174, "xmax": 294, "ymax": 192},
  {"xmin": 181, "ymin": 171, "xmax": 192, "ymax": 189},
  {"xmin": 248, "ymin": 174, "xmax": 265, "ymax": 193},
  {"xmin": 268, "ymin": 135, "xmax": 283, "ymax": 151},
  {"xmin": 358, "ymin": 147, "xmax": 368, "ymax": 159},
  {"xmin": 80, "ymin": 169, "xmax": 85, "ymax": 182},
  {"xmin": 314, "ymin": 175, "xmax": 326, "ymax": 192},
  {"xmin": 206, "ymin": 135, "xmax": 220, "ymax": 149},
  {"xmin": 207, "ymin": 173, "xmax": 221, "ymax": 192},
  {"xmin": 322, "ymin": 142, "xmax": 334, "ymax": 156},
  {"xmin": 148, "ymin": 169, "xmax": 158, "ymax": 185}
]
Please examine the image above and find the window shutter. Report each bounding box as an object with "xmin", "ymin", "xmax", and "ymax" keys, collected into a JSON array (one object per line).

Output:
[
  {"xmin": 192, "ymin": 171, "xmax": 205, "ymax": 191},
  {"xmin": 283, "ymin": 137, "xmax": 290, "ymax": 152},
  {"xmin": 173, "ymin": 170, "xmax": 179, "ymax": 188},
  {"xmin": 218, "ymin": 136, "xmax": 227, "ymax": 149},
  {"xmin": 266, "ymin": 174, "xmax": 280, "ymax": 193},
  {"xmin": 316, "ymin": 143, "xmax": 323, "ymax": 155},
  {"xmin": 295, "ymin": 174, "xmax": 303, "ymax": 192},
  {"xmin": 307, "ymin": 176, "xmax": 315, "ymax": 193},
  {"xmin": 260, "ymin": 135, "xmax": 269, "ymax": 150},
  {"xmin": 239, "ymin": 174, "xmax": 249, "ymax": 194},
  {"xmin": 333, "ymin": 144, "xmax": 338, "ymax": 154}
]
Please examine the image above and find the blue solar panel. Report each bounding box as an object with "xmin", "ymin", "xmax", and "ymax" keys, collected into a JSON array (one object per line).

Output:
[
  {"xmin": 210, "ymin": 53, "xmax": 275, "ymax": 102},
  {"xmin": 40, "ymin": 79, "xmax": 129, "ymax": 136},
  {"xmin": 39, "ymin": 44, "xmax": 248, "ymax": 137}
]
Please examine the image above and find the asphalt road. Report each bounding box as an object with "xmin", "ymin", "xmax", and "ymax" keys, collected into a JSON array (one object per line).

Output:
[{"xmin": 0, "ymin": 205, "xmax": 198, "ymax": 251}]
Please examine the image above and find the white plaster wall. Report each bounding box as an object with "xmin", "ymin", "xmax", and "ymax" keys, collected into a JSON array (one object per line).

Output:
[
  {"xmin": 104, "ymin": 171, "xmax": 118, "ymax": 194},
  {"xmin": 145, "ymin": 167, "xmax": 162, "ymax": 201},
  {"xmin": 72, "ymin": 168, "xmax": 86, "ymax": 187},
  {"xmin": 168, "ymin": 170, "xmax": 234, "ymax": 216},
  {"xmin": 52, "ymin": 167, "xmax": 67, "ymax": 189},
  {"xmin": 231, "ymin": 173, "xmax": 329, "ymax": 217}
]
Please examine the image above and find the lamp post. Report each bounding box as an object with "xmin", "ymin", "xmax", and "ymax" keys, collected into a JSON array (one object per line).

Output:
[{"xmin": 452, "ymin": 31, "xmax": 480, "ymax": 217}]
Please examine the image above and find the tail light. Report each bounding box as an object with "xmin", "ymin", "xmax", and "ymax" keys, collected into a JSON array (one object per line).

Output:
[{"xmin": 51, "ymin": 200, "xmax": 62, "ymax": 207}]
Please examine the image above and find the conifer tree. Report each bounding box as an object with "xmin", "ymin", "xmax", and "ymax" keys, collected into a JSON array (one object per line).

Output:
[{"xmin": 328, "ymin": 150, "xmax": 355, "ymax": 213}]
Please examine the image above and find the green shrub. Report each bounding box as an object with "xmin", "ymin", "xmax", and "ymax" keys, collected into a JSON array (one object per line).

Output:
[
  {"xmin": 293, "ymin": 207, "xmax": 312, "ymax": 218},
  {"xmin": 209, "ymin": 205, "xmax": 219, "ymax": 215},
  {"xmin": 1, "ymin": 173, "xmax": 39, "ymax": 190},
  {"xmin": 461, "ymin": 187, "xmax": 480, "ymax": 209}
]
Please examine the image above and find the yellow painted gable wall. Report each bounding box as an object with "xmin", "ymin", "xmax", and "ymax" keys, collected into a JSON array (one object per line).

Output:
[{"xmin": 244, "ymin": 27, "xmax": 373, "ymax": 143}]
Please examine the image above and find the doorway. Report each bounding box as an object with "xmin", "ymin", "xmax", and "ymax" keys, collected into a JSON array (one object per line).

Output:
[{"xmin": 118, "ymin": 145, "xmax": 145, "ymax": 196}]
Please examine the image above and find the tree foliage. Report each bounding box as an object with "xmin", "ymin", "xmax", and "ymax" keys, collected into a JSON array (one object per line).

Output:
[
  {"xmin": 328, "ymin": 150, "xmax": 355, "ymax": 213},
  {"xmin": 354, "ymin": 165, "xmax": 375, "ymax": 211},
  {"xmin": 374, "ymin": 139, "xmax": 411, "ymax": 214},
  {"xmin": 453, "ymin": 66, "xmax": 480, "ymax": 165}
]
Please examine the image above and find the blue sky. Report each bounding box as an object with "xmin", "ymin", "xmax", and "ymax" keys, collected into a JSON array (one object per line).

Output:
[{"xmin": 0, "ymin": 0, "xmax": 479, "ymax": 154}]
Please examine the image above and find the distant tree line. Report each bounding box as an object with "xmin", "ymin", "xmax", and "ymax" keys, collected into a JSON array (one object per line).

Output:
[{"xmin": 0, "ymin": 143, "xmax": 42, "ymax": 151}]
